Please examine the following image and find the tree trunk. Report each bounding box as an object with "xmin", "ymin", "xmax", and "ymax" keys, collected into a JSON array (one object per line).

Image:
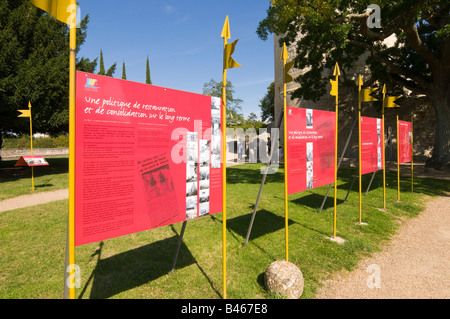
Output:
[{"xmin": 426, "ymin": 74, "xmax": 450, "ymax": 169}]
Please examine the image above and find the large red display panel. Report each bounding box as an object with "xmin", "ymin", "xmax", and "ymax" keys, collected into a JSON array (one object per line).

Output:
[
  {"xmin": 398, "ymin": 120, "xmax": 412, "ymax": 164},
  {"xmin": 75, "ymin": 72, "xmax": 223, "ymax": 246},
  {"xmin": 360, "ymin": 116, "xmax": 384, "ymax": 175},
  {"xmin": 286, "ymin": 107, "xmax": 335, "ymax": 195}
]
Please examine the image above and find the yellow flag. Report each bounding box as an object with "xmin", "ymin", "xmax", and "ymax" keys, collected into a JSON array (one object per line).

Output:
[
  {"xmin": 18, "ymin": 109, "xmax": 31, "ymax": 118},
  {"xmin": 330, "ymin": 63, "xmax": 340, "ymax": 96},
  {"xmin": 280, "ymin": 43, "xmax": 294, "ymax": 84},
  {"xmin": 224, "ymin": 39, "xmax": 241, "ymax": 70},
  {"xmin": 284, "ymin": 61, "xmax": 294, "ymax": 84},
  {"xmin": 330, "ymin": 79, "xmax": 338, "ymax": 96},
  {"xmin": 30, "ymin": 0, "xmax": 74, "ymax": 24},
  {"xmin": 383, "ymin": 95, "xmax": 402, "ymax": 108},
  {"xmin": 360, "ymin": 87, "xmax": 378, "ymax": 102}
]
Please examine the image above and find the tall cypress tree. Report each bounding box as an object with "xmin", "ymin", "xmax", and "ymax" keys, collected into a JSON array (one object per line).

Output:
[
  {"xmin": 146, "ymin": 56, "xmax": 152, "ymax": 85},
  {"xmin": 97, "ymin": 49, "xmax": 116, "ymax": 77},
  {"xmin": 122, "ymin": 61, "xmax": 126, "ymax": 80},
  {"xmin": 98, "ymin": 49, "xmax": 105, "ymax": 75}
]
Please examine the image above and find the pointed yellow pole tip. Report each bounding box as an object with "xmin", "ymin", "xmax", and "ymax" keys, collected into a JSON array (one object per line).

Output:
[
  {"xmin": 333, "ymin": 63, "xmax": 340, "ymax": 76},
  {"xmin": 221, "ymin": 16, "xmax": 231, "ymax": 39}
]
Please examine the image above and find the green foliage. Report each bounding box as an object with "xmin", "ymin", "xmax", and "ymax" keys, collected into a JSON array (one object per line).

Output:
[
  {"xmin": 122, "ymin": 61, "xmax": 127, "ymax": 80},
  {"xmin": 146, "ymin": 56, "xmax": 152, "ymax": 85},
  {"xmin": 0, "ymin": 0, "xmax": 96, "ymax": 136},
  {"xmin": 259, "ymin": 81, "xmax": 275, "ymax": 123},
  {"xmin": 97, "ymin": 49, "xmax": 117, "ymax": 77},
  {"xmin": 2, "ymin": 134, "xmax": 69, "ymax": 149},
  {"xmin": 202, "ymin": 79, "xmax": 244, "ymax": 127}
]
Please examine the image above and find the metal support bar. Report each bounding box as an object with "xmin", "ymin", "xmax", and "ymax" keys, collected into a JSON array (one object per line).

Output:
[
  {"xmin": 318, "ymin": 116, "xmax": 358, "ymax": 213},
  {"xmin": 243, "ymin": 112, "xmax": 284, "ymax": 247},
  {"xmin": 170, "ymin": 221, "xmax": 187, "ymax": 274},
  {"xmin": 343, "ymin": 175, "xmax": 357, "ymax": 203},
  {"xmin": 365, "ymin": 171, "xmax": 377, "ymax": 195}
]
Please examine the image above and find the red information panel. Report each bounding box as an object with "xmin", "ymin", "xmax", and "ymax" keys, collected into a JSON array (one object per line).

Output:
[
  {"xmin": 15, "ymin": 156, "xmax": 49, "ymax": 167},
  {"xmin": 398, "ymin": 120, "xmax": 412, "ymax": 164},
  {"xmin": 286, "ymin": 107, "xmax": 335, "ymax": 195},
  {"xmin": 75, "ymin": 72, "xmax": 223, "ymax": 246},
  {"xmin": 360, "ymin": 116, "xmax": 384, "ymax": 175}
]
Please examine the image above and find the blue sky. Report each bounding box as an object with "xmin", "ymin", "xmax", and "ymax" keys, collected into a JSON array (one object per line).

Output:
[{"xmin": 77, "ymin": 1, "xmax": 274, "ymax": 120}]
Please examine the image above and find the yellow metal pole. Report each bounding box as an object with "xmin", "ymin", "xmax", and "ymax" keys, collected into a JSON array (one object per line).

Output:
[
  {"xmin": 282, "ymin": 54, "xmax": 289, "ymax": 262},
  {"xmin": 411, "ymin": 116, "xmax": 414, "ymax": 193},
  {"xmin": 29, "ymin": 102, "xmax": 35, "ymax": 191},
  {"xmin": 382, "ymin": 86, "xmax": 386, "ymax": 210},
  {"xmin": 68, "ymin": 13, "xmax": 77, "ymax": 300},
  {"xmin": 222, "ymin": 29, "xmax": 228, "ymax": 301},
  {"xmin": 397, "ymin": 115, "xmax": 400, "ymax": 201},
  {"xmin": 333, "ymin": 71, "xmax": 338, "ymax": 238},
  {"xmin": 358, "ymin": 76, "xmax": 362, "ymax": 224}
]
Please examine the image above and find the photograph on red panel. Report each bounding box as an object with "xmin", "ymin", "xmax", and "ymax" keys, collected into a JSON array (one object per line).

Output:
[{"xmin": 139, "ymin": 154, "xmax": 179, "ymax": 228}]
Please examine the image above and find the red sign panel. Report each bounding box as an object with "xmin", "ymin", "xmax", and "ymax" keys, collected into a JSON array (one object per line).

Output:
[
  {"xmin": 398, "ymin": 120, "xmax": 412, "ymax": 164},
  {"xmin": 360, "ymin": 116, "xmax": 384, "ymax": 175},
  {"xmin": 15, "ymin": 156, "xmax": 49, "ymax": 167},
  {"xmin": 75, "ymin": 72, "xmax": 223, "ymax": 246},
  {"xmin": 286, "ymin": 107, "xmax": 336, "ymax": 195}
]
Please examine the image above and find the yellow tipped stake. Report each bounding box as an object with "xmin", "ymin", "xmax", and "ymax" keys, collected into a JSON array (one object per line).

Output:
[
  {"xmin": 411, "ymin": 116, "xmax": 414, "ymax": 193},
  {"xmin": 18, "ymin": 102, "xmax": 34, "ymax": 191},
  {"xmin": 397, "ymin": 115, "xmax": 400, "ymax": 201},
  {"xmin": 358, "ymin": 75, "xmax": 378, "ymax": 225},
  {"xmin": 330, "ymin": 63, "xmax": 340, "ymax": 238},
  {"xmin": 382, "ymin": 86, "xmax": 402, "ymax": 209},
  {"xmin": 281, "ymin": 43, "xmax": 291, "ymax": 261},
  {"xmin": 382, "ymin": 85, "xmax": 387, "ymax": 210},
  {"xmin": 221, "ymin": 15, "xmax": 241, "ymax": 299}
]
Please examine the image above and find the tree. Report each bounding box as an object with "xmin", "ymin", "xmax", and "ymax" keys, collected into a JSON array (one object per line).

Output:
[
  {"xmin": 257, "ymin": 1, "xmax": 450, "ymax": 169},
  {"xmin": 259, "ymin": 81, "xmax": 275, "ymax": 123},
  {"xmin": 97, "ymin": 49, "xmax": 116, "ymax": 77},
  {"xmin": 0, "ymin": 0, "xmax": 96, "ymax": 137},
  {"xmin": 146, "ymin": 56, "xmax": 152, "ymax": 84},
  {"xmin": 122, "ymin": 61, "xmax": 127, "ymax": 80},
  {"xmin": 241, "ymin": 112, "xmax": 267, "ymax": 131},
  {"xmin": 202, "ymin": 79, "xmax": 244, "ymax": 127}
]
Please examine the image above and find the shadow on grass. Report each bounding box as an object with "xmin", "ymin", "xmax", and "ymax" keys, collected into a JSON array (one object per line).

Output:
[
  {"xmin": 292, "ymin": 193, "xmax": 346, "ymax": 210},
  {"xmin": 0, "ymin": 158, "xmax": 68, "ymax": 182},
  {"xmin": 85, "ymin": 235, "xmax": 197, "ymax": 299},
  {"xmin": 227, "ymin": 209, "xmax": 295, "ymax": 242}
]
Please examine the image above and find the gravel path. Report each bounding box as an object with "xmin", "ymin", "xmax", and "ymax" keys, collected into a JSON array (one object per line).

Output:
[
  {"xmin": 315, "ymin": 193, "xmax": 450, "ymax": 299},
  {"xmin": 0, "ymin": 189, "xmax": 68, "ymax": 213}
]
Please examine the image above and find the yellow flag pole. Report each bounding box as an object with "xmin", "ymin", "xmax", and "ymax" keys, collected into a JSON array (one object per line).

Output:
[
  {"xmin": 281, "ymin": 43, "xmax": 289, "ymax": 261},
  {"xmin": 382, "ymin": 85, "xmax": 386, "ymax": 210},
  {"xmin": 333, "ymin": 64, "xmax": 339, "ymax": 239},
  {"xmin": 358, "ymin": 76, "xmax": 362, "ymax": 224},
  {"xmin": 411, "ymin": 116, "xmax": 414, "ymax": 193},
  {"xmin": 221, "ymin": 16, "xmax": 229, "ymax": 300},
  {"xmin": 67, "ymin": 6, "xmax": 77, "ymax": 300},
  {"xmin": 28, "ymin": 102, "xmax": 35, "ymax": 191},
  {"xmin": 397, "ymin": 115, "xmax": 400, "ymax": 201}
]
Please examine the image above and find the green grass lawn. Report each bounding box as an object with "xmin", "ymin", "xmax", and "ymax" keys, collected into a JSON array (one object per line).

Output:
[
  {"xmin": 0, "ymin": 158, "xmax": 69, "ymax": 200},
  {"xmin": 1, "ymin": 161, "xmax": 449, "ymax": 299}
]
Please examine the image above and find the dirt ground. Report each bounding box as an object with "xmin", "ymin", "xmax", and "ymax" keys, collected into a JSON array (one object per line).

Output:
[{"xmin": 315, "ymin": 191, "xmax": 450, "ymax": 299}]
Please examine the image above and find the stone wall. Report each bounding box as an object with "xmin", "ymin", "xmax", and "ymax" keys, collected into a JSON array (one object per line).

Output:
[{"xmin": 0, "ymin": 148, "xmax": 69, "ymax": 160}]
